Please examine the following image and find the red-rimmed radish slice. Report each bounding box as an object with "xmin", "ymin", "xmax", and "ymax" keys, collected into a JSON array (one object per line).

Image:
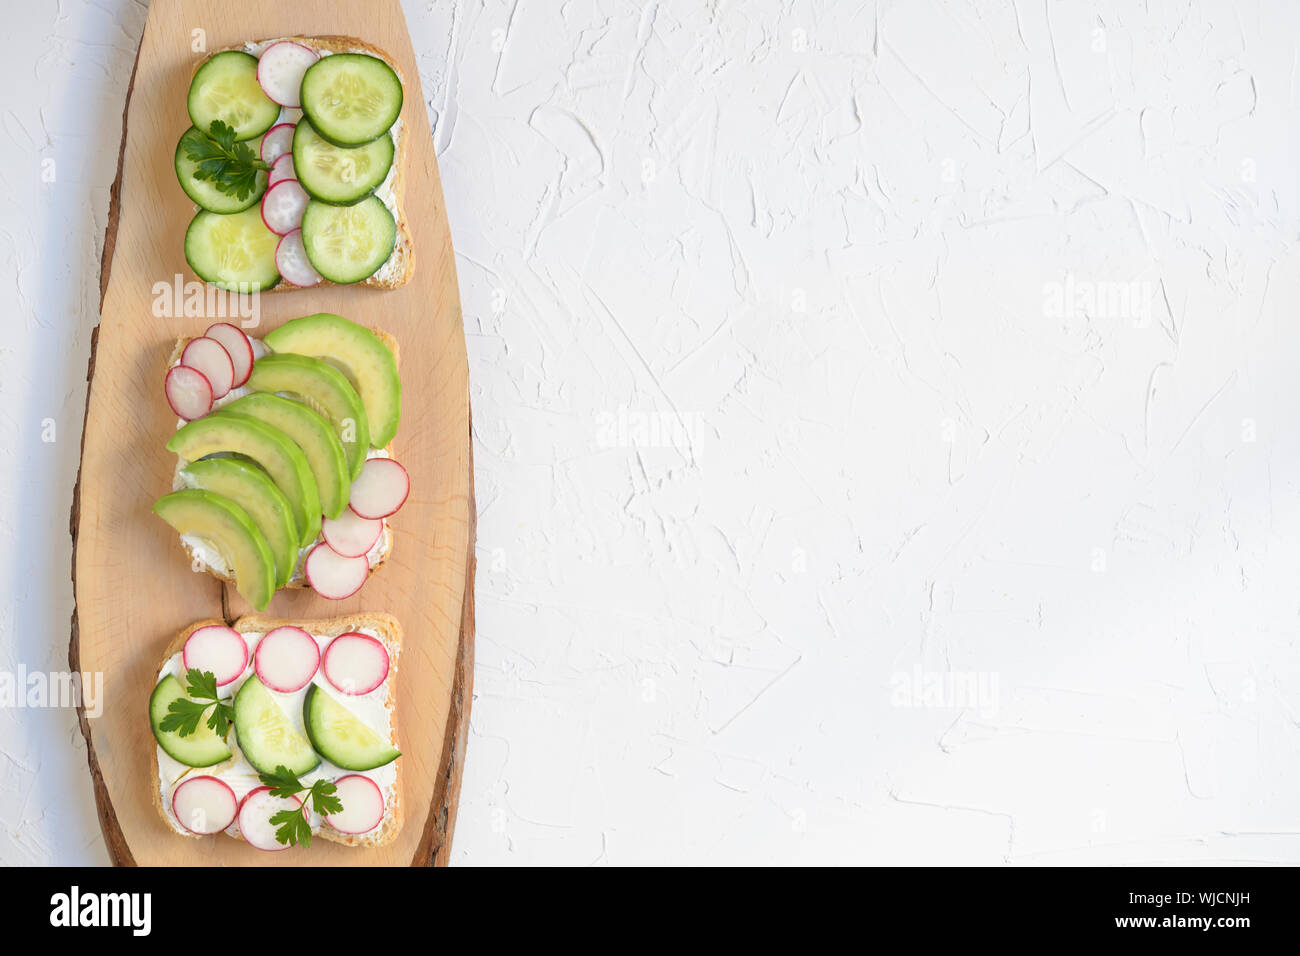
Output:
[
  {"xmin": 182, "ymin": 624, "xmax": 249, "ymax": 687},
  {"xmin": 322, "ymin": 632, "xmax": 390, "ymax": 696},
  {"xmin": 348, "ymin": 458, "xmax": 410, "ymax": 519},
  {"xmin": 164, "ymin": 365, "xmax": 213, "ymax": 421},
  {"xmin": 324, "ymin": 775, "xmax": 385, "ymax": 834},
  {"xmin": 275, "ymin": 229, "xmax": 323, "ymax": 288},
  {"xmin": 203, "ymin": 322, "xmax": 255, "ymax": 388},
  {"xmin": 237, "ymin": 786, "xmax": 304, "ymax": 851},
  {"xmin": 254, "ymin": 625, "xmax": 320, "ymax": 693},
  {"xmin": 304, "ymin": 543, "xmax": 369, "ymax": 600},
  {"xmin": 268, "ymin": 153, "xmax": 296, "ymax": 187},
  {"xmin": 172, "ymin": 776, "xmax": 238, "ymax": 835},
  {"xmin": 261, "ymin": 179, "xmax": 309, "ymax": 236},
  {"xmin": 180, "ymin": 336, "xmax": 235, "ymax": 399},
  {"xmin": 260, "ymin": 122, "xmax": 296, "ymax": 165},
  {"xmin": 257, "ymin": 41, "xmax": 319, "ymax": 108},
  {"xmin": 321, "ymin": 510, "xmax": 383, "ymax": 558}
]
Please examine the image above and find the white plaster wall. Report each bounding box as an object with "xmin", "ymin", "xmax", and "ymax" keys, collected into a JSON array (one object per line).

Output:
[{"xmin": 2, "ymin": 0, "xmax": 1298, "ymax": 865}]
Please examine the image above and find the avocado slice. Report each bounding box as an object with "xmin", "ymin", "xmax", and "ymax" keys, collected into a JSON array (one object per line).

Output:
[
  {"xmin": 167, "ymin": 411, "xmax": 321, "ymax": 546},
  {"xmin": 179, "ymin": 457, "xmax": 299, "ymax": 588},
  {"xmin": 264, "ymin": 313, "xmax": 401, "ymax": 448},
  {"xmin": 222, "ymin": 393, "xmax": 350, "ymax": 521},
  {"xmin": 246, "ymin": 353, "xmax": 371, "ymax": 480},
  {"xmin": 152, "ymin": 489, "xmax": 277, "ymax": 610}
]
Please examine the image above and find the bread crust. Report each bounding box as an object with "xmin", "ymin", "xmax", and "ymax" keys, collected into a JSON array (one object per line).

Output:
[
  {"xmin": 197, "ymin": 36, "xmax": 413, "ymax": 290},
  {"xmin": 150, "ymin": 613, "xmax": 403, "ymax": 849},
  {"xmin": 165, "ymin": 328, "xmax": 400, "ymax": 590}
]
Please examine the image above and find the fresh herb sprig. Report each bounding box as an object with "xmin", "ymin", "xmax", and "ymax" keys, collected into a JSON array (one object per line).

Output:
[
  {"xmin": 258, "ymin": 765, "xmax": 344, "ymax": 848},
  {"xmin": 184, "ymin": 120, "xmax": 269, "ymax": 200},
  {"xmin": 160, "ymin": 668, "xmax": 235, "ymax": 737}
]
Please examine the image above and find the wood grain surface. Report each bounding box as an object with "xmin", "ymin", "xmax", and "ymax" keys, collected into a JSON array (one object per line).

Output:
[{"xmin": 68, "ymin": 0, "xmax": 474, "ymax": 866}]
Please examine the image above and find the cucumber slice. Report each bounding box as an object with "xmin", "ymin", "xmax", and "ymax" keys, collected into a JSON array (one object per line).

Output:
[
  {"xmin": 300, "ymin": 53, "xmax": 403, "ymax": 147},
  {"xmin": 175, "ymin": 127, "xmax": 268, "ymax": 213},
  {"xmin": 292, "ymin": 120, "xmax": 394, "ymax": 205},
  {"xmin": 233, "ymin": 675, "xmax": 320, "ymax": 776},
  {"xmin": 300, "ymin": 196, "xmax": 396, "ymax": 285},
  {"xmin": 188, "ymin": 51, "xmax": 281, "ymax": 142},
  {"xmin": 150, "ymin": 675, "xmax": 233, "ymax": 768},
  {"xmin": 303, "ymin": 684, "xmax": 400, "ymax": 771},
  {"xmin": 185, "ymin": 206, "xmax": 281, "ymax": 293}
]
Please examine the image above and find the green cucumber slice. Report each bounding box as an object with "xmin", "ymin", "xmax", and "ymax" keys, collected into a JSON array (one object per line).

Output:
[
  {"xmin": 150, "ymin": 674, "xmax": 233, "ymax": 768},
  {"xmin": 233, "ymin": 675, "xmax": 320, "ymax": 776},
  {"xmin": 300, "ymin": 196, "xmax": 396, "ymax": 285},
  {"xmin": 292, "ymin": 120, "xmax": 394, "ymax": 205},
  {"xmin": 175, "ymin": 127, "xmax": 268, "ymax": 213},
  {"xmin": 187, "ymin": 51, "xmax": 281, "ymax": 142},
  {"xmin": 185, "ymin": 206, "xmax": 281, "ymax": 293},
  {"xmin": 303, "ymin": 684, "xmax": 399, "ymax": 771},
  {"xmin": 299, "ymin": 53, "xmax": 403, "ymax": 147}
]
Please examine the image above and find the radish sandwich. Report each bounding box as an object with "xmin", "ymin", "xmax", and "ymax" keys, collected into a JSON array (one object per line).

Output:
[{"xmin": 151, "ymin": 614, "xmax": 403, "ymax": 849}]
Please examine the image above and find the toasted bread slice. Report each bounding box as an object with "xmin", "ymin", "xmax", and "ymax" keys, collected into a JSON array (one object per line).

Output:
[
  {"xmin": 164, "ymin": 329, "xmax": 400, "ymax": 589},
  {"xmin": 151, "ymin": 613, "xmax": 403, "ymax": 849},
  {"xmin": 193, "ymin": 36, "xmax": 413, "ymax": 290}
]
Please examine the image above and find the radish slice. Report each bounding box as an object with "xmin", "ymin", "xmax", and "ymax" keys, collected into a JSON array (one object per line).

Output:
[
  {"xmin": 180, "ymin": 337, "xmax": 235, "ymax": 400},
  {"xmin": 203, "ymin": 322, "xmax": 255, "ymax": 388},
  {"xmin": 165, "ymin": 365, "xmax": 213, "ymax": 421},
  {"xmin": 261, "ymin": 179, "xmax": 309, "ymax": 236},
  {"xmin": 254, "ymin": 625, "xmax": 320, "ymax": 693},
  {"xmin": 172, "ymin": 776, "xmax": 238, "ymax": 835},
  {"xmin": 323, "ymin": 633, "xmax": 390, "ymax": 696},
  {"xmin": 237, "ymin": 786, "xmax": 304, "ymax": 851},
  {"xmin": 268, "ymin": 154, "xmax": 296, "ymax": 187},
  {"xmin": 257, "ymin": 41, "xmax": 319, "ymax": 108},
  {"xmin": 275, "ymin": 229, "xmax": 323, "ymax": 288},
  {"xmin": 182, "ymin": 625, "xmax": 249, "ymax": 687},
  {"xmin": 260, "ymin": 122, "xmax": 296, "ymax": 165},
  {"xmin": 348, "ymin": 458, "xmax": 410, "ymax": 519},
  {"xmin": 321, "ymin": 510, "xmax": 383, "ymax": 558},
  {"xmin": 325, "ymin": 775, "xmax": 385, "ymax": 834},
  {"xmin": 304, "ymin": 543, "xmax": 369, "ymax": 600}
]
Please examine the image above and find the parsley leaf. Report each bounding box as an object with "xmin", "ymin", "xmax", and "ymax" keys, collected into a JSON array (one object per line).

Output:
[
  {"xmin": 257, "ymin": 766, "xmax": 345, "ymax": 848},
  {"xmin": 271, "ymin": 806, "xmax": 313, "ymax": 848},
  {"xmin": 159, "ymin": 668, "xmax": 234, "ymax": 738},
  {"xmin": 184, "ymin": 120, "xmax": 270, "ymax": 201}
]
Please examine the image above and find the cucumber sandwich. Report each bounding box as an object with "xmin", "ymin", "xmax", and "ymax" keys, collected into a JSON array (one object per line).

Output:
[
  {"xmin": 175, "ymin": 37, "xmax": 413, "ymax": 291},
  {"xmin": 150, "ymin": 614, "xmax": 403, "ymax": 850}
]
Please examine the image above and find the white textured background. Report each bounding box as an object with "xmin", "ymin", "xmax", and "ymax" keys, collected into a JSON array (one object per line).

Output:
[{"xmin": 3, "ymin": 0, "xmax": 1299, "ymax": 865}]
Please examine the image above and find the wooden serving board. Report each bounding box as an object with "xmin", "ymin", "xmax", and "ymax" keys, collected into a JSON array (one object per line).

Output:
[{"xmin": 69, "ymin": 0, "xmax": 474, "ymax": 865}]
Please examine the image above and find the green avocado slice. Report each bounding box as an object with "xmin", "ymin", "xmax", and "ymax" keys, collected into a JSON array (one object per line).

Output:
[
  {"xmin": 264, "ymin": 313, "xmax": 401, "ymax": 448},
  {"xmin": 152, "ymin": 489, "xmax": 276, "ymax": 610},
  {"xmin": 246, "ymin": 353, "xmax": 371, "ymax": 480},
  {"xmin": 167, "ymin": 411, "xmax": 321, "ymax": 546}
]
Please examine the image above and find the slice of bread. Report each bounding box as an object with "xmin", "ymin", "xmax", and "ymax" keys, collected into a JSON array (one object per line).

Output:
[
  {"xmin": 151, "ymin": 613, "xmax": 403, "ymax": 849},
  {"xmin": 164, "ymin": 329, "xmax": 400, "ymax": 589},
  {"xmin": 195, "ymin": 36, "xmax": 413, "ymax": 290}
]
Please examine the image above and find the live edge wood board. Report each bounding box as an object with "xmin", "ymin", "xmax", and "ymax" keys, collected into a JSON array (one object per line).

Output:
[{"xmin": 68, "ymin": 0, "xmax": 474, "ymax": 866}]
